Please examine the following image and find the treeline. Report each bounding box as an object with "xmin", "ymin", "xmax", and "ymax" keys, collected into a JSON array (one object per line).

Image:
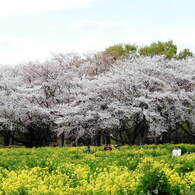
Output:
[
  {"xmin": 103, "ymin": 40, "xmax": 193, "ymax": 60},
  {"xmin": 0, "ymin": 41, "xmax": 194, "ymax": 147}
]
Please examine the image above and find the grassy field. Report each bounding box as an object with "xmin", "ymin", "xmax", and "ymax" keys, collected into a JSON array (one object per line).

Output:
[{"xmin": 0, "ymin": 144, "xmax": 194, "ymax": 194}]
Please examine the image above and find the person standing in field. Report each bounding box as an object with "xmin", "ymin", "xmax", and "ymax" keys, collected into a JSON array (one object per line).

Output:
[
  {"xmin": 172, "ymin": 146, "xmax": 182, "ymax": 157},
  {"xmin": 104, "ymin": 145, "xmax": 112, "ymax": 151},
  {"xmin": 86, "ymin": 145, "xmax": 91, "ymax": 154},
  {"xmin": 107, "ymin": 145, "xmax": 112, "ymax": 151},
  {"xmin": 104, "ymin": 145, "xmax": 108, "ymax": 151},
  {"xmin": 177, "ymin": 146, "xmax": 182, "ymax": 156},
  {"xmin": 172, "ymin": 147, "xmax": 178, "ymax": 157}
]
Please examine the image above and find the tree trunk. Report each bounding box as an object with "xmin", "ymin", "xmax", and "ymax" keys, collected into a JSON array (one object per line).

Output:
[
  {"xmin": 4, "ymin": 134, "xmax": 11, "ymax": 146},
  {"xmin": 105, "ymin": 134, "xmax": 111, "ymax": 145},
  {"xmin": 119, "ymin": 131, "xmax": 125, "ymax": 145},
  {"xmin": 95, "ymin": 134, "xmax": 101, "ymax": 146},
  {"xmin": 61, "ymin": 132, "xmax": 65, "ymax": 146}
]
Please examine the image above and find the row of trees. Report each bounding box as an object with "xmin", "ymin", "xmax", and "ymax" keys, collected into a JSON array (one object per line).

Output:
[
  {"xmin": 103, "ymin": 41, "xmax": 193, "ymax": 60},
  {"xmin": 0, "ymin": 42, "xmax": 194, "ymax": 147}
]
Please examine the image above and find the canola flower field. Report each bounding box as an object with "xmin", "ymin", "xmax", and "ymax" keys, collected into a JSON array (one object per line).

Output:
[{"xmin": 0, "ymin": 145, "xmax": 194, "ymax": 195}]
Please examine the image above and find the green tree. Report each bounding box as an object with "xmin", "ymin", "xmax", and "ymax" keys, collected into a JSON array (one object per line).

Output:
[
  {"xmin": 139, "ymin": 41, "xmax": 177, "ymax": 59},
  {"xmin": 103, "ymin": 44, "xmax": 137, "ymax": 60},
  {"xmin": 177, "ymin": 48, "xmax": 193, "ymax": 59}
]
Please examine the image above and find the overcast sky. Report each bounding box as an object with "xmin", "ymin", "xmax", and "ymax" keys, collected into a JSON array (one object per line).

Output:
[{"xmin": 0, "ymin": 0, "xmax": 195, "ymax": 65}]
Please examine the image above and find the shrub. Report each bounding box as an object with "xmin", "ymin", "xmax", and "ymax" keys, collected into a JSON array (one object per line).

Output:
[{"xmin": 136, "ymin": 169, "xmax": 171, "ymax": 195}]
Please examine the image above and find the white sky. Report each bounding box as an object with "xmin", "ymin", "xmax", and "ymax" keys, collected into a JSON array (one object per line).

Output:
[
  {"xmin": 0, "ymin": 0, "xmax": 95, "ymax": 16},
  {"xmin": 0, "ymin": 0, "xmax": 195, "ymax": 65}
]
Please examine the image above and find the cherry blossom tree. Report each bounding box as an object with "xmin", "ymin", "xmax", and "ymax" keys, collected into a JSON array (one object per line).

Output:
[
  {"xmin": 53, "ymin": 56, "xmax": 195, "ymax": 145},
  {"xmin": 0, "ymin": 54, "xmax": 194, "ymax": 146}
]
